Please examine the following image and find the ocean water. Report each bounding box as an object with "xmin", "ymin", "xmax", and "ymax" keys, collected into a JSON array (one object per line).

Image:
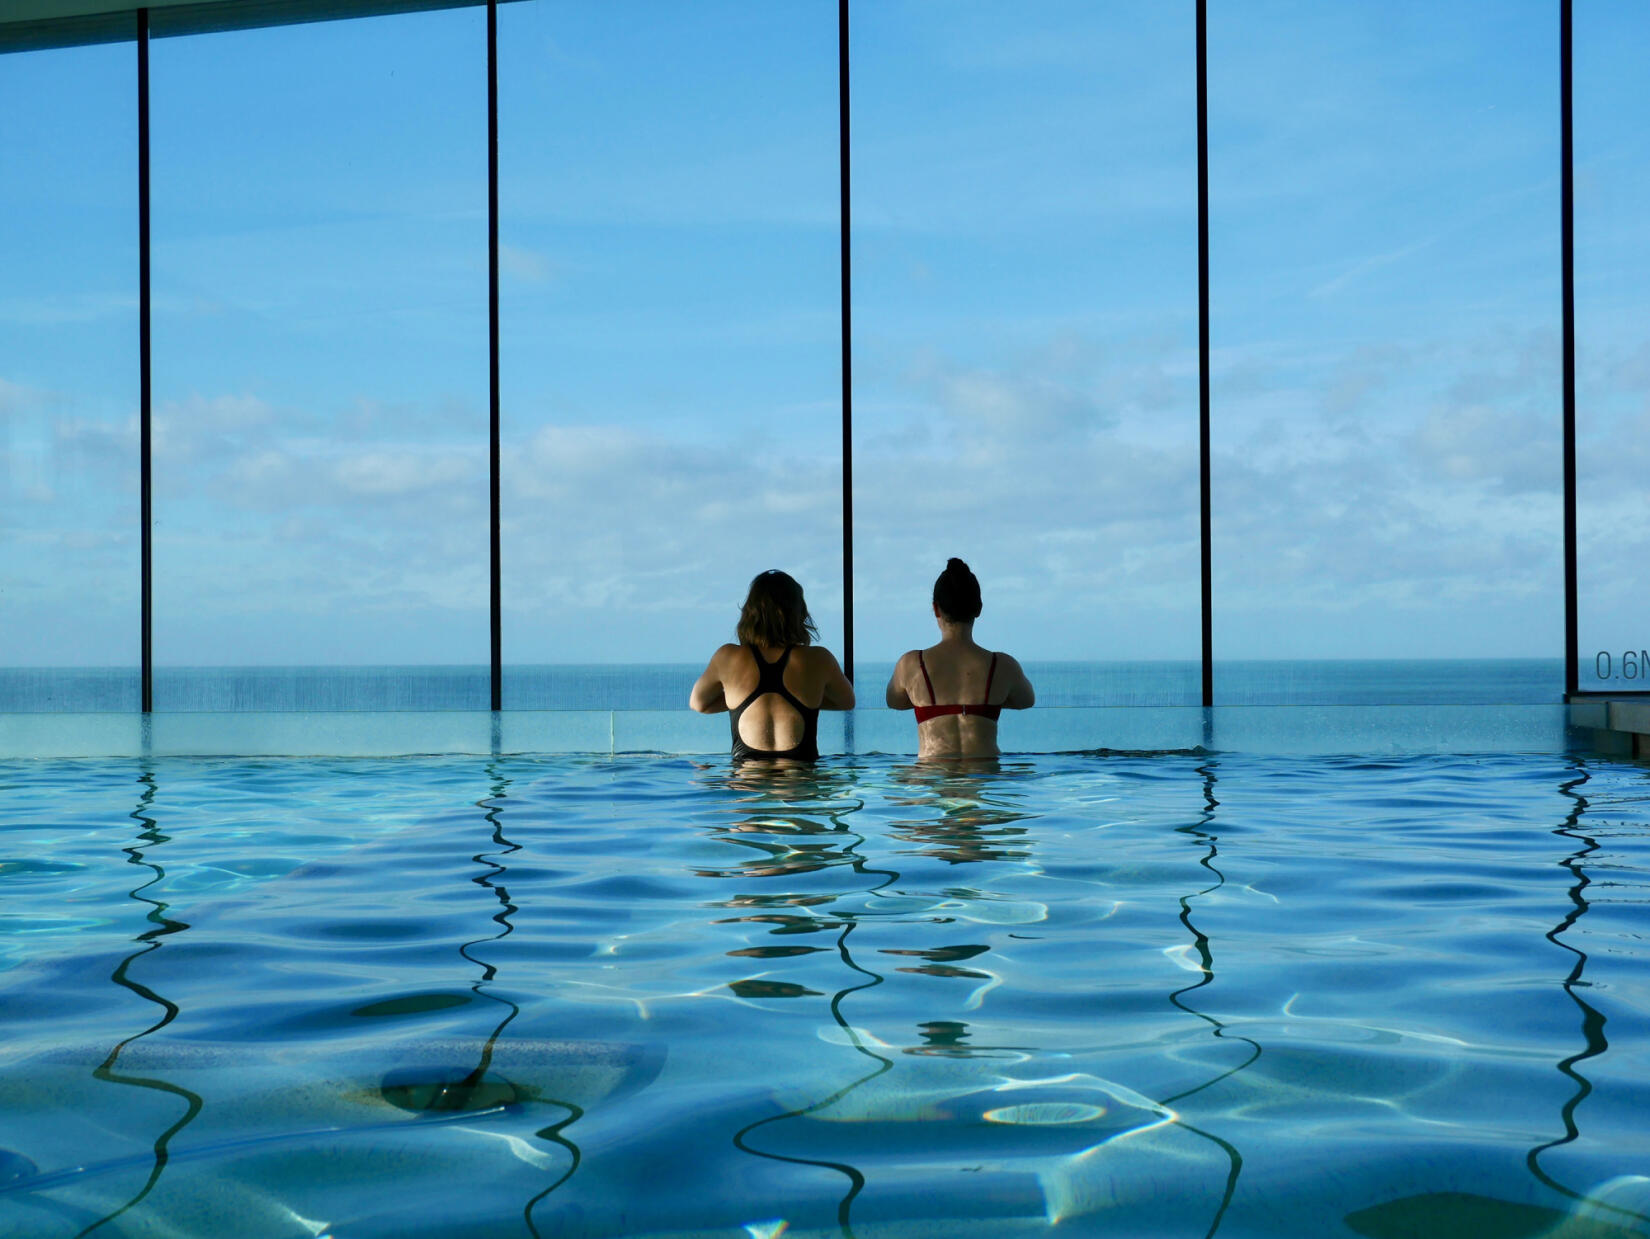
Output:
[
  {"xmin": 0, "ymin": 658, "xmax": 1568, "ymax": 713},
  {"xmin": 2, "ymin": 750, "xmax": 1648, "ymax": 1238}
]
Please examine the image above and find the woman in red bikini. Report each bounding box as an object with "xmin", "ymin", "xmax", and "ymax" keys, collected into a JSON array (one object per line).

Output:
[
  {"xmin": 690, "ymin": 569, "xmax": 855, "ymax": 762},
  {"xmin": 884, "ymin": 558, "xmax": 1035, "ymax": 760}
]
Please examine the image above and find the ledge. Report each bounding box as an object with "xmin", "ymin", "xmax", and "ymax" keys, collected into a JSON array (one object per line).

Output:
[
  {"xmin": 0, "ymin": 704, "xmax": 1582, "ymax": 759},
  {"xmin": 1567, "ymin": 698, "xmax": 1650, "ymax": 758}
]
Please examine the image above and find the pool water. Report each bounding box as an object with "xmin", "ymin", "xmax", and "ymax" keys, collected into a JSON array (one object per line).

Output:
[{"xmin": 2, "ymin": 751, "xmax": 1649, "ymax": 1238}]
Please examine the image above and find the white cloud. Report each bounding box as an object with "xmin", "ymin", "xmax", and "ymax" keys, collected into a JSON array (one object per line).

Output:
[
  {"xmin": 1409, "ymin": 404, "xmax": 1558, "ymax": 495},
  {"xmin": 910, "ymin": 356, "xmax": 1111, "ymax": 438},
  {"xmin": 8, "ymin": 303, "xmax": 1645, "ymax": 663},
  {"xmin": 332, "ymin": 450, "xmax": 476, "ymax": 497}
]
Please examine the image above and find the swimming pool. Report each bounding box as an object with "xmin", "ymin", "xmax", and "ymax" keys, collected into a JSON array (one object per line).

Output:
[{"xmin": 2, "ymin": 750, "xmax": 1648, "ymax": 1238}]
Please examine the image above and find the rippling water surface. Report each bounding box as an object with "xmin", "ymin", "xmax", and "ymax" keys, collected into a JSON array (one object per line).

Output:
[{"xmin": 2, "ymin": 752, "xmax": 1649, "ymax": 1238}]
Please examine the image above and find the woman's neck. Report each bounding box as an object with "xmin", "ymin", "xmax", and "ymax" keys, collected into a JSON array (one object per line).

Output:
[{"xmin": 936, "ymin": 619, "xmax": 976, "ymax": 646}]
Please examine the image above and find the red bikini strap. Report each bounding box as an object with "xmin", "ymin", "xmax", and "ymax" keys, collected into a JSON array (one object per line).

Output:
[
  {"xmin": 982, "ymin": 653, "xmax": 998, "ymax": 705},
  {"xmin": 916, "ymin": 650, "xmax": 937, "ymax": 705}
]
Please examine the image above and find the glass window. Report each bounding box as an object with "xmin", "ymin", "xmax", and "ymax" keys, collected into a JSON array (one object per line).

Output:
[
  {"xmin": 851, "ymin": 0, "xmax": 1202, "ymax": 708},
  {"xmin": 1208, "ymin": 1, "xmax": 1563, "ymax": 705},
  {"xmin": 1575, "ymin": 0, "xmax": 1650, "ymax": 694},
  {"xmin": 499, "ymin": 0, "xmax": 842, "ymax": 708},
  {"xmin": 0, "ymin": 39, "xmax": 139, "ymax": 712},
  {"xmin": 149, "ymin": 9, "xmax": 490, "ymax": 710}
]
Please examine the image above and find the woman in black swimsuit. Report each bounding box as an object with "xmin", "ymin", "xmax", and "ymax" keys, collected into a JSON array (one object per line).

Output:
[
  {"xmin": 690, "ymin": 570, "xmax": 855, "ymax": 761},
  {"xmin": 885, "ymin": 558, "xmax": 1035, "ymax": 760}
]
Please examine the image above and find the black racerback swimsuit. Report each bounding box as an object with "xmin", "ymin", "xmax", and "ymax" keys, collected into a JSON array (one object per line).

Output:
[{"xmin": 729, "ymin": 645, "xmax": 820, "ymax": 762}]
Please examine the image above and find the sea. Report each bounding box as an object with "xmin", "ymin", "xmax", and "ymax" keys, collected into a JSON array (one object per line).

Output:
[{"xmin": 0, "ymin": 659, "xmax": 1569, "ymax": 713}]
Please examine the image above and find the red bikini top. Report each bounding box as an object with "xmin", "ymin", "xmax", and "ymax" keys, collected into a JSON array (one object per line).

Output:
[{"xmin": 912, "ymin": 650, "xmax": 1003, "ymax": 724}]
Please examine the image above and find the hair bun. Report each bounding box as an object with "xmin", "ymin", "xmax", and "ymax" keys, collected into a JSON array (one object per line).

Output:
[{"xmin": 933, "ymin": 557, "xmax": 982, "ymax": 622}]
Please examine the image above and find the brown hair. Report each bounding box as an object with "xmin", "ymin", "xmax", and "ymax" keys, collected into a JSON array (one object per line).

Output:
[
  {"xmin": 933, "ymin": 557, "xmax": 982, "ymax": 622},
  {"xmin": 737, "ymin": 569, "xmax": 818, "ymax": 648}
]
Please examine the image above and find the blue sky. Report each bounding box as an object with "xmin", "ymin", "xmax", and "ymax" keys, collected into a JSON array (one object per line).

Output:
[{"xmin": 1, "ymin": 0, "xmax": 1646, "ymax": 682}]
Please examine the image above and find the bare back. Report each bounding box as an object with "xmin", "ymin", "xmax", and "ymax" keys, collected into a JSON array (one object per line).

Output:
[
  {"xmin": 887, "ymin": 637, "xmax": 1034, "ymax": 760},
  {"xmin": 690, "ymin": 642, "xmax": 855, "ymax": 757},
  {"xmin": 723, "ymin": 644, "xmax": 821, "ymax": 754}
]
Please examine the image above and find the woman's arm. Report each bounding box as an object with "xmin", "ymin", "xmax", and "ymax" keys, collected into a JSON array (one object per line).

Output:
[
  {"xmin": 816, "ymin": 649, "xmax": 857, "ymax": 711},
  {"xmin": 885, "ymin": 651, "xmax": 916, "ymax": 710},
  {"xmin": 1001, "ymin": 655, "xmax": 1035, "ymax": 709},
  {"xmin": 689, "ymin": 646, "xmax": 734, "ymax": 713}
]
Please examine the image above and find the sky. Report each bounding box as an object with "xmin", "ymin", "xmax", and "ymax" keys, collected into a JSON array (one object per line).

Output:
[{"xmin": 1, "ymin": 0, "xmax": 1647, "ymax": 686}]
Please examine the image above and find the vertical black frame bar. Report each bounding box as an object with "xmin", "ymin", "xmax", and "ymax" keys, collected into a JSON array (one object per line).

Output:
[
  {"xmin": 838, "ymin": 0, "xmax": 854, "ymax": 682},
  {"xmin": 488, "ymin": 0, "xmax": 502, "ymax": 711},
  {"xmin": 138, "ymin": 8, "xmax": 153, "ymax": 713},
  {"xmin": 1561, "ymin": 0, "xmax": 1578, "ymax": 699},
  {"xmin": 1196, "ymin": 0, "xmax": 1213, "ymax": 708}
]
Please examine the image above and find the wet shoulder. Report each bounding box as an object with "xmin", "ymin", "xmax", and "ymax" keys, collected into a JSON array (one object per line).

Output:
[{"xmin": 790, "ymin": 645, "xmax": 841, "ymax": 690}]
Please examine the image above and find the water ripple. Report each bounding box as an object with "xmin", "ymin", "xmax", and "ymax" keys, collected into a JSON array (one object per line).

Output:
[{"xmin": 1, "ymin": 752, "xmax": 1648, "ymax": 1236}]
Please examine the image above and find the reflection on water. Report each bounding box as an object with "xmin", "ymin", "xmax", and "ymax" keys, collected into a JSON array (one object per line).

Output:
[
  {"xmin": 80, "ymin": 766, "xmax": 202, "ymax": 1238},
  {"xmin": 698, "ymin": 756, "xmax": 1260, "ymax": 1236},
  {"xmin": 3, "ymin": 752, "xmax": 1650, "ymax": 1236},
  {"xmin": 904, "ymin": 1019, "xmax": 1032, "ymax": 1059},
  {"xmin": 698, "ymin": 761, "xmax": 870, "ymax": 881},
  {"xmin": 468, "ymin": 763, "xmax": 587, "ymax": 1238},
  {"xmin": 886, "ymin": 759, "xmax": 1036, "ymax": 865},
  {"xmin": 881, "ymin": 942, "xmax": 993, "ymax": 980},
  {"xmin": 1522, "ymin": 761, "xmax": 1650, "ymax": 1232},
  {"xmin": 699, "ymin": 758, "xmax": 895, "ymax": 1235},
  {"xmin": 458, "ymin": 763, "xmax": 524, "ymax": 1084},
  {"xmin": 1528, "ymin": 761, "xmax": 1603, "ymax": 1205},
  {"xmin": 381, "ymin": 765, "xmax": 533, "ymax": 1117},
  {"xmin": 1160, "ymin": 761, "xmax": 1254, "ymax": 1238},
  {"xmin": 730, "ymin": 918, "xmax": 893, "ymax": 1239}
]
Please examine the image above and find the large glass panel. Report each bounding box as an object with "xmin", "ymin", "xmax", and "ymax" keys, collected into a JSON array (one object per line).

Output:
[
  {"xmin": 499, "ymin": 0, "xmax": 842, "ymax": 709},
  {"xmin": 1209, "ymin": 1, "xmax": 1563, "ymax": 704},
  {"xmin": 0, "ymin": 39, "xmax": 138, "ymax": 711},
  {"xmin": 149, "ymin": 10, "xmax": 490, "ymax": 710},
  {"xmin": 1575, "ymin": 0, "xmax": 1650, "ymax": 694},
  {"xmin": 851, "ymin": 1, "xmax": 1202, "ymax": 708}
]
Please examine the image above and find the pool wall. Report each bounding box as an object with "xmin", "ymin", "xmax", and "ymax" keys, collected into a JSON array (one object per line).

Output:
[{"xmin": 0, "ymin": 704, "xmax": 1593, "ymax": 759}]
